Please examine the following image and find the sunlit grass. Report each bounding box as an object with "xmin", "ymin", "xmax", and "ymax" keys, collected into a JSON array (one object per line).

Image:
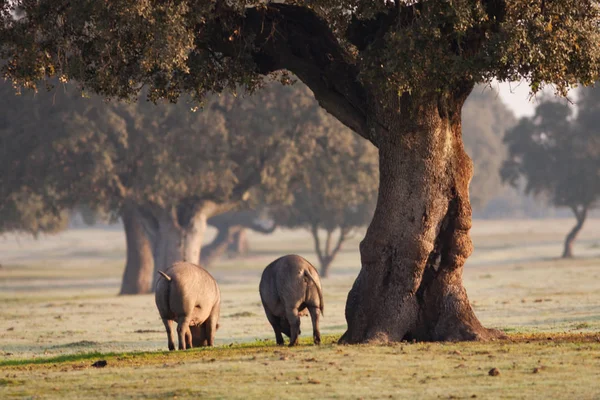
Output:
[{"xmin": 1, "ymin": 334, "xmax": 599, "ymax": 399}]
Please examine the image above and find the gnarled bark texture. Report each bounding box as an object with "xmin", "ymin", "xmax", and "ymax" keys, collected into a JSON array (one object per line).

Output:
[
  {"xmin": 119, "ymin": 202, "xmax": 154, "ymax": 295},
  {"xmin": 339, "ymin": 91, "xmax": 504, "ymax": 344},
  {"xmin": 562, "ymin": 205, "xmax": 588, "ymax": 258}
]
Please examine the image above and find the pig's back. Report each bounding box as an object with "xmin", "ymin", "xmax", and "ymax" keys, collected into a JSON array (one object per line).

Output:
[{"xmin": 168, "ymin": 262, "xmax": 220, "ymax": 320}]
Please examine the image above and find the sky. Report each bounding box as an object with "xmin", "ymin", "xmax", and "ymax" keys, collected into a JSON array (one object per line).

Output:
[
  {"xmin": 492, "ymin": 80, "xmax": 579, "ymax": 119},
  {"xmin": 493, "ymin": 81, "xmax": 538, "ymax": 118}
]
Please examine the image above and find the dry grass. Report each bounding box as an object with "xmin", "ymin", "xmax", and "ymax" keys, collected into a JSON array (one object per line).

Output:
[
  {"xmin": 1, "ymin": 219, "xmax": 599, "ymax": 398},
  {"xmin": 1, "ymin": 334, "xmax": 599, "ymax": 399}
]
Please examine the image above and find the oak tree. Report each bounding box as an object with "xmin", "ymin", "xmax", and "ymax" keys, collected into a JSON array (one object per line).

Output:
[
  {"xmin": 0, "ymin": 81, "xmax": 306, "ymax": 293},
  {"xmin": 273, "ymin": 123, "xmax": 378, "ymax": 278},
  {"xmin": 502, "ymin": 88, "xmax": 600, "ymax": 258},
  {"xmin": 2, "ymin": 0, "xmax": 599, "ymax": 342},
  {"xmin": 200, "ymin": 209, "xmax": 276, "ymax": 267}
]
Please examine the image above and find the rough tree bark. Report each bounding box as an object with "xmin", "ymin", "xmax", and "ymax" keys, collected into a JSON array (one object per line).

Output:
[
  {"xmin": 119, "ymin": 202, "xmax": 154, "ymax": 295},
  {"xmin": 339, "ymin": 91, "xmax": 505, "ymax": 343},
  {"xmin": 562, "ymin": 205, "xmax": 588, "ymax": 258},
  {"xmin": 311, "ymin": 225, "xmax": 349, "ymax": 278}
]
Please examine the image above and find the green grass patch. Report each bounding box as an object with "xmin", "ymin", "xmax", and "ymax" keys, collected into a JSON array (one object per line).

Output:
[
  {"xmin": 0, "ymin": 335, "xmax": 341, "ymax": 368},
  {"xmin": 0, "ymin": 378, "xmax": 24, "ymax": 386}
]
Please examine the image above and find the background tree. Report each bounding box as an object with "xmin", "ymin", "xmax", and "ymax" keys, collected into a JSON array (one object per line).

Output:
[
  {"xmin": 0, "ymin": 81, "xmax": 315, "ymax": 293},
  {"xmin": 463, "ymin": 86, "xmax": 516, "ymax": 211},
  {"xmin": 0, "ymin": 83, "xmax": 78, "ymax": 239},
  {"xmin": 273, "ymin": 126, "xmax": 378, "ymax": 278},
  {"xmin": 201, "ymin": 209, "xmax": 276, "ymax": 267},
  {"xmin": 0, "ymin": 82, "xmax": 157, "ymax": 293},
  {"xmin": 2, "ymin": 0, "xmax": 599, "ymax": 343},
  {"xmin": 502, "ymin": 88, "xmax": 600, "ymax": 258}
]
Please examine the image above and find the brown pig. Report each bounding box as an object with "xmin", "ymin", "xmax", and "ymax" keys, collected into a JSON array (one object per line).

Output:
[
  {"xmin": 259, "ymin": 255, "xmax": 324, "ymax": 346},
  {"xmin": 155, "ymin": 261, "xmax": 221, "ymax": 350}
]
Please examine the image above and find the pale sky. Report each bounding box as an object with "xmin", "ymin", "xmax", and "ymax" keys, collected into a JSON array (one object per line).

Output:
[
  {"xmin": 492, "ymin": 80, "xmax": 578, "ymax": 119},
  {"xmin": 493, "ymin": 81, "xmax": 538, "ymax": 118}
]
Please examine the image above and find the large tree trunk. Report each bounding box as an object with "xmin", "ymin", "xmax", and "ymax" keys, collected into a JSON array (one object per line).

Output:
[
  {"xmin": 183, "ymin": 211, "xmax": 208, "ymax": 264},
  {"xmin": 562, "ymin": 206, "xmax": 588, "ymax": 258},
  {"xmin": 119, "ymin": 203, "xmax": 154, "ymax": 295},
  {"xmin": 339, "ymin": 92, "xmax": 504, "ymax": 344}
]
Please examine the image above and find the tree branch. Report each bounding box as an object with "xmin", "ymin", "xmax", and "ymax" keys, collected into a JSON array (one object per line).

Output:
[
  {"xmin": 226, "ymin": 4, "xmax": 371, "ymax": 142},
  {"xmin": 311, "ymin": 223, "xmax": 324, "ymax": 264},
  {"xmin": 324, "ymin": 230, "xmax": 333, "ymax": 259},
  {"xmin": 330, "ymin": 226, "xmax": 347, "ymax": 261}
]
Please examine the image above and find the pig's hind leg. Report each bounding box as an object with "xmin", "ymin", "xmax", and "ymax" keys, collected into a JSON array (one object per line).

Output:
[
  {"xmin": 285, "ymin": 308, "xmax": 301, "ymax": 347},
  {"xmin": 177, "ymin": 316, "xmax": 193, "ymax": 350},
  {"xmin": 162, "ymin": 319, "xmax": 176, "ymax": 351},
  {"xmin": 204, "ymin": 302, "xmax": 220, "ymax": 346},
  {"xmin": 308, "ymin": 306, "xmax": 321, "ymax": 345}
]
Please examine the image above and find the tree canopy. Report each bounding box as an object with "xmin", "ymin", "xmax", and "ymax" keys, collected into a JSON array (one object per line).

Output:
[
  {"xmin": 2, "ymin": 1, "xmax": 598, "ymax": 143},
  {"xmin": 502, "ymin": 87, "xmax": 600, "ymax": 258}
]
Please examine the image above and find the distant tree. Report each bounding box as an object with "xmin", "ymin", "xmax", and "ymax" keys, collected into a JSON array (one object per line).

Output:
[
  {"xmin": 3, "ymin": 0, "xmax": 600, "ymax": 342},
  {"xmin": 0, "ymin": 79, "xmax": 347, "ymax": 291},
  {"xmin": 0, "ymin": 191, "xmax": 69, "ymax": 237},
  {"xmin": 463, "ymin": 87, "xmax": 516, "ymax": 211},
  {"xmin": 115, "ymin": 87, "xmax": 305, "ymax": 289},
  {"xmin": 0, "ymin": 84, "xmax": 72, "ymax": 238},
  {"xmin": 0, "ymin": 81, "xmax": 315, "ymax": 292},
  {"xmin": 502, "ymin": 89, "xmax": 600, "ymax": 258},
  {"xmin": 0, "ymin": 82, "xmax": 156, "ymax": 292},
  {"xmin": 273, "ymin": 126, "xmax": 378, "ymax": 277},
  {"xmin": 200, "ymin": 209, "xmax": 276, "ymax": 267},
  {"xmin": 202, "ymin": 86, "xmax": 516, "ymax": 269}
]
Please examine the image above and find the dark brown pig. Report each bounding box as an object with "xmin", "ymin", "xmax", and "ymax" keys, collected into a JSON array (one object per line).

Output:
[
  {"xmin": 155, "ymin": 262, "xmax": 221, "ymax": 350},
  {"xmin": 259, "ymin": 255, "xmax": 324, "ymax": 346}
]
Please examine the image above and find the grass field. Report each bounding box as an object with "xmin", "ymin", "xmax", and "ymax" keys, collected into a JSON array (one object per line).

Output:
[{"xmin": 1, "ymin": 219, "xmax": 599, "ymax": 398}]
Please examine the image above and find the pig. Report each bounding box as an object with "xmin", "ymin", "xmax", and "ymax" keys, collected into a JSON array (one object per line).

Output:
[
  {"xmin": 259, "ymin": 254, "xmax": 324, "ymax": 346},
  {"xmin": 155, "ymin": 261, "xmax": 221, "ymax": 350}
]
